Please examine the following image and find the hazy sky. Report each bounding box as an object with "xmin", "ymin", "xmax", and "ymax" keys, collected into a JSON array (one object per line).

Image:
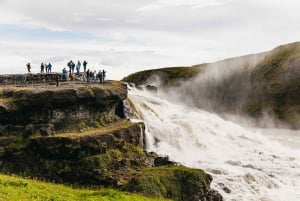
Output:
[{"xmin": 0, "ymin": 0, "xmax": 300, "ymax": 79}]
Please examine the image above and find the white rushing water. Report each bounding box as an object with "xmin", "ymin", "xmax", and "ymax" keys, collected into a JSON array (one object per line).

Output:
[{"xmin": 127, "ymin": 88, "xmax": 300, "ymax": 201}]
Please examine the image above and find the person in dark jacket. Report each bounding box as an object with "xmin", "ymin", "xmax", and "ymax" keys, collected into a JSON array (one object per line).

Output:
[
  {"xmin": 102, "ymin": 69, "xmax": 106, "ymax": 82},
  {"xmin": 40, "ymin": 63, "xmax": 44, "ymax": 74},
  {"xmin": 83, "ymin": 60, "xmax": 87, "ymax": 72},
  {"xmin": 26, "ymin": 63, "xmax": 31, "ymax": 73}
]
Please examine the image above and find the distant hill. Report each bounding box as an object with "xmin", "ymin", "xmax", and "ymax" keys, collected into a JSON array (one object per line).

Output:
[
  {"xmin": 122, "ymin": 66, "xmax": 204, "ymax": 86},
  {"xmin": 122, "ymin": 42, "xmax": 300, "ymax": 128}
]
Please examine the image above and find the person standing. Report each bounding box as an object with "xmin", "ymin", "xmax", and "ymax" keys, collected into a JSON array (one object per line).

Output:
[
  {"xmin": 102, "ymin": 69, "xmax": 106, "ymax": 82},
  {"xmin": 71, "ymin": 61, "xmax": 75, "ymax": 74},
  {"xmin": 48, "ymin": 63, "xmax": 52, "ymax": 73},
  {"xmin": 26, "ymin": 63, "xmax": 31, "ymax": 73},
  {"xmin": 67, "ymin": 60, "xmax": 72, "ymax": 73},
  {"xmin": 86, "ymin": 69, "xmax": 90, "ymax": 83},
  {"xmin": 40, "ymin": 63, "xmax": 44, "ymax": 74},
  {"xmin": 62, "ymin": 67, "xmax": 67, "ymax": 80},
  {"xmin": 83, "ymin": 60, "xmax": 87, "ymax": 72},
  {"xmin": 98, "ymin": 70, "xmax": 103, "ymax": 84},
  {"xmin": 76, "ymin": 60, "xmax": 81, "ymax": 74},
  {"xmin": 45, "ymin": 63, "xmax": 48, "ymax": 73},
  {"xmin": 93, "ymin": 70, "xmax": 97, "ymax": 82}
]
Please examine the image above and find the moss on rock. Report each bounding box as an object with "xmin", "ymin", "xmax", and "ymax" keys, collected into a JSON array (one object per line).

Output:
[{"xmin": 126, "ymin": 166, "xmax": 213, "ymax": 201}]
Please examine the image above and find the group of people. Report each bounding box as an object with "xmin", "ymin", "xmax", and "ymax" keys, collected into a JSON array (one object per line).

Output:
[
  {"xmin": 26, "ymin": 62, "xmax": 52, "ymax": 74},
  {"xmin": 86, "ymin": 69, "xmax": 106, "ymax": 84},
  {"xmin": 61, "ymin": 60, "xmax": 107, "ymax": 83},
  {"xmin": 67, "ymin": 60, "xmax": 88, "ymax": 75},
  {"xmin": 26, "ymin": 60, "xmax": 108, "ymax": 84},
  {"xmin": 40, "ymin": 62, "xmax": 52, "ymax": 74},
  {"xmin": 62, "ymin": 59, "xmax": 88, "ymax": 79}
]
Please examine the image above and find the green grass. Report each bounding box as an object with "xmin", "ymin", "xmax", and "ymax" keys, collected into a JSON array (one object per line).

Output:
[
  {"xmin": 251, "ymin": 42, "xmax": 300, "ymax": 82},
  {"xmin": 122, "ymin": 66, "xmax": 203, "ymax": 86},
  {"xmin": 247, "ymin": 42, "xmax": 300, "ymax": 126},
  {"xmin": 0, "ymin": 174, "xmax": 170, "ymax": 201},
  {"xmin": 53, "ymin": 120, "xmax": 137, "ymax": 138}
]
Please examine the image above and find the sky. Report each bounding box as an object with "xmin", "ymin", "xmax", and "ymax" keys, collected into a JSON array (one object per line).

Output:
[{"xmin": 0, "ymin": 0, "xmax": 300, "ymax": 79}]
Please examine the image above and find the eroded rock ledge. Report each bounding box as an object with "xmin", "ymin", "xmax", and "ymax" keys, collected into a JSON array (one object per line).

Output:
[{"xmin": 0, "ymin": 81, "xmax": 127, "ymax": 135}]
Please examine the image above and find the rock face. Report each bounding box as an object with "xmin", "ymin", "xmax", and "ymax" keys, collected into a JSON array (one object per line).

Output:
[
  {"xmin": 0, "ymin": 81, "xmax": 222, "ymax": 201},
  {"xmin": 2, "ymin": 121, "xmax": 146, "ymax": 184},
  {"xmin": 0, "ymin": 81, "xmax": 127, "ymax": 135}
]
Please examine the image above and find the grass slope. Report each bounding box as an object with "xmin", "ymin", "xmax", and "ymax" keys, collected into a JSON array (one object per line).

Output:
[
  {"xmin": 0, "ymin": 174, "xmax": 169, "ymax": 201},
  {"xmin": 122, "ymin": 66, "xmax": 205, "ymax": 86},
  {"xmin": 247, "ymin": 42, "xmax": 300, "ymax": 126}
]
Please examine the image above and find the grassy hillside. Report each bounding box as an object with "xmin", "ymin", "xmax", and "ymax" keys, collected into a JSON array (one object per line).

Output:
[
  {"xmin": 0, "ymin": 174, "xmax": 169, "ymax": 201},
  {"xmin": 247, "ymin": 42, "xmax": 300, "ymax": 127},
  {"xmin": 122, "ymin": 66, "xmax": 205, "ymax": 86}
]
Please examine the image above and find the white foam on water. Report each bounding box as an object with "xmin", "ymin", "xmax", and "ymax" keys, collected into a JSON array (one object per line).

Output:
[{"xmin": 127, "ymin": 88, "xmax": 300, "ymax": 201}]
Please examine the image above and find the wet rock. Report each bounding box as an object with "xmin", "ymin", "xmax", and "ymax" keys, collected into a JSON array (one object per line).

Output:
[
  {"xmin": 127, "ymin": 82, "xmax": 136, "ymax": 88},
  {"xmin": 223, "ymin": 186, "xmax": 231, "ymax": 194},
  {"xmin": 208, "ymin": 169, "xmax": 223, "ymax": 175},
  {"xmin": 154, "ymin": 156, "xmax": 175, "ymax": 166},
  {"xmin": 243, "ymin": 164, "xmax": 256, "ymax": 169},
  {"xmin": 218, "ymin": 183, "xmax": 231, "ymax": 194},
  {"xmin": 206, "ymin": 189, "xmax": 223, "ymax": 201},
  {"xmin": 145, "ymin": 85, "xmax": 157, "ymax": 92},
  {"xmin": 226, "ymin": 160, "xmax": 241, "ymax": 166}
]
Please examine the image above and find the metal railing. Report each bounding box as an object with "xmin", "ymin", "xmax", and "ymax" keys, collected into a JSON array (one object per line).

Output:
[{"xmin": 0, "ymin": 73, "xmax": 107, "ymax": 89}]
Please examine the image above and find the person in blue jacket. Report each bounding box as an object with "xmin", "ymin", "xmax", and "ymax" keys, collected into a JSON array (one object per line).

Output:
[
  {"xmin": 62, "ymin": 67, "xmax": 67, "ymax": 80},
  {"xmin": 48, "ymin": 63, "xmax": 52, "ymax": 73}
]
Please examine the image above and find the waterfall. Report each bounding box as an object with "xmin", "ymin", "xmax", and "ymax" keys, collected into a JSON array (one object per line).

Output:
[{"xmin": 126, "ymin": 87, "xmax": 300, "ymax": 201}]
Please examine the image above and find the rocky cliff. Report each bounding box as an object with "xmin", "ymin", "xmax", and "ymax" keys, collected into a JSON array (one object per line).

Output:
[
  {"xmin": 0, "ymin": 81, "xmax": 126, "ymax": 135},
  {"xmin": 0, "ymin": 81, "xmax": 221, "ymax": 201}
]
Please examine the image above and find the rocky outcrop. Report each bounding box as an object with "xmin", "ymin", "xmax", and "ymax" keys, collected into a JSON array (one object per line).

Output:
[
  {"xmin": 126, "ymin": 166, "xmax": 223, "ymax": 201},
  {"xmin": 1, "ymin": 121, "xmax": 146, "ymax": 184},
  {"xmin": 0, "ymin": 81, "xmax": 127, "ymax": 135}
]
